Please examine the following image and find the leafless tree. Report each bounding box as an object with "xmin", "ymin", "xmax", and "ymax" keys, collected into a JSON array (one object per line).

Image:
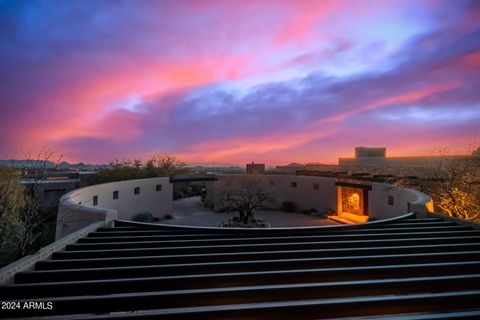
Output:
[
  {"xmin": 392, "ymin": 156, "xmax": 480, "ymax": 222},
  {"xmin": 0, "ymin": 166, "xmax": 25, "ymax": 264},
  {"xmin": 1, "ymin": 147, "xmax": 65, "ymax": 264},
  {"xmin": 17, "ymin": 148, "xmax": 64, "ymax": 256},
  {"xmin": 216, "ymin": 176, "xmax": 273, "ymax": 224},
  {"xmin": 423, "ymin": 158, "xmax": 480, "ymax": 221}
]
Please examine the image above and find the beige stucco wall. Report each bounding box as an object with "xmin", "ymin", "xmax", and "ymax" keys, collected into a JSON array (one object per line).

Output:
[
  {"xmin": 56, "ymin": 175, "xmax": 432, "ymax": 238},
  {"xmin": 206, "ymin": 174, "xmax": 433, "ymax": 220},
  {"xmin": 369, "ymin": 182, "xmax": 433, "ymax": 219},
  {"xmin": 206, "ymin": 174, "xmax": 337, "ymax": 213},
  {"xmin": 265, "ymin": 175, "xmax": 337, "ymax": 212},
  {"xmin": 56, "ymin": 177, "xmax": 173, "ymax": 239}
]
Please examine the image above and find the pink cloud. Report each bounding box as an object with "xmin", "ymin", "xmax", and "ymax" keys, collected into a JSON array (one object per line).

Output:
[
  {"xmin": 177, "ymin": 126, "xmax": 339, "ymax": 163},
  {"xmin": 323, "ymin": 81, "xmax": 463, "ymax": 123},
  {"xmin": 1, "ymin": 0, "xmax": 479, "ymax": 164}
]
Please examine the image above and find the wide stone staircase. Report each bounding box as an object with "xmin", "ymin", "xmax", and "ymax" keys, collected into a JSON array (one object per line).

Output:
[{"xmin": 1, "ymin": 214, "xmax": 480, "ymax": 319}]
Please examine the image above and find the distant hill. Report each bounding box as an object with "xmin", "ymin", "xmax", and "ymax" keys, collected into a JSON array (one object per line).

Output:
[
  {"xmin": 286, "ymin": 162, "xmax": 305, "ymax": 167},
  {"xmin": 0, "ymin": 160, "xmax": 247, "ymax": 171},
  {"xmin": 305, "ymin": 162, "xmax": 328, "ymax": 166}
]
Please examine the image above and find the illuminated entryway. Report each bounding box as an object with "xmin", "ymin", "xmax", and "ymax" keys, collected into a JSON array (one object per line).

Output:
[{"xmin": 336, "ymin": 181, "xmax": 371, "ymax": 223}]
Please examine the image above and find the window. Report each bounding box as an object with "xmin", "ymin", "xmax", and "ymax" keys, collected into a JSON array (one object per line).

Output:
[
  {"xmin": 407, "ymin": 202, "xmax": 412, "ymax": 212},
  {"xmin": 156, "ymin": 184, "xmax": 162, "ymax": 192},
  {"xmin": 291, "ymin": 182, "xmax": 297, "ymax": 188},
  {"xmin": 93, "ymin": 195, "xmax": 98, "ymax": 206},
  {"xmin": 134, "ymin": 187, "xmax": 140, "ymax": 195},
  {"xmin": 113, "ymin": 190, "xmax": 119, "ymax": 200},
  {"xmin": 313, "ymin": 183, "xmax": 319, "ymax": 190},
  {"xmin": 388, "ymin": 196, "xmax": 394, "ymax": 206}
]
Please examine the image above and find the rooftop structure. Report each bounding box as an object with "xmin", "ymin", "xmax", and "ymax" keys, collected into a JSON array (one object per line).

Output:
[
  {"xmin": 19, "ymin": 172, "xmax": 86, "ymax": 205},
  {"xmin": 355, "ymin": 146, "xmax": 387, "ymax": 158},
  {"xmin": 339, "ymin": 147, "xmax": 473, "ymax": 170},
  {"xmin": 246, "ymin": 162, "xmax": 266, "ymax": 174}
]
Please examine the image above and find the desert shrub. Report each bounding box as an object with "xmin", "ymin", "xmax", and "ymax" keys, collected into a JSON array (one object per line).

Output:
[
  {"xmin": 0, "ymin": 218, "xmax": 25, "ymax": 266},
  {"xmin": 94, "ymin": 155, "xmax": 190, "ymax": 185},
  {"xmin": 174, "ymin": 182, "xmax": 205, "ymax": 200},
  {"xmin": 302, "ymin": 208, "xmax": 317, "ymax": 215},
  {"xmin": 281, "ymin": 200, "xmax": 297, "ymax": 212},
  {"xmin": 219, "ymin": 217, "xmax": 270, "ymax": 228},
  {"xmin": 132, "ymin": 212, "xmax": 154, "ymax": 222},
  {"xmin": 32, "ymin": 222, "xmax": 56, "ymax": 252},
  {"xmin": 0, "ymin": 166, "xmax": 26, "ymax": 266}
]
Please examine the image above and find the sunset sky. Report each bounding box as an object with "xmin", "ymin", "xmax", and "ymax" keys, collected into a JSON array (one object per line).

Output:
[{"xmin": 1, "ymin": 0, "xmax": 479, "ymax": 165}]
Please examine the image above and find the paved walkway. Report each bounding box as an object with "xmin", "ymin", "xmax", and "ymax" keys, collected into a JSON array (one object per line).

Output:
[{"xmin": 159, "ymin": 197, "xmax": 339, "ymax": 227}]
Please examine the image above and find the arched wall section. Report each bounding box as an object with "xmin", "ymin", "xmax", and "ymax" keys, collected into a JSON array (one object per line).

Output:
[{"xmin": 56, "ymin": 177, "xmax": 173, "ymax": 240}]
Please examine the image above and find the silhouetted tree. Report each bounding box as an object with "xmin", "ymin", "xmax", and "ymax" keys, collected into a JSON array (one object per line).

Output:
[
  {"xmin": 216, "ymin": 176, "xmax": 273, "ymax": 224},
  {"xmin": 96, "ymin": 154, "xmax": 189, "ymax": 183},
  {"xmin": 97, "ymin": 159, "xmax": 144, "ymax": 183},
  {"xmin": 145, "ymin": 154, "xmax": 189, "ymax": 177},
  {"xmin": 473, "ymin": 147, "xmax": 480, "ymax": 157},
  {"xmin": 1, "ymin": 148, "xmax": 64, "ymax": 265},
  {"xmin": 19, "ymin": 149, "xmax": 64, "ymax": 256},
  {"xmin": 0, "ymin": 166, "xmax": 25, "ymax": 265}
]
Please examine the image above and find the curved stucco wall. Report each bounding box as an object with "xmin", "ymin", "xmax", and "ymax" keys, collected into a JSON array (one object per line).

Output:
[
  {"xmin": 370, "ymin": 182, "xmax": 434, "ymax": 219},
  {"xmin": 56, "ymin": 177, "xmax": 173, "ymax": 240},
  {"xmin": 56, "ymin": 175, "xmax": 433, "ymax": 239},
  {"xmin": 205, "ymin": 175, "xmax": 337, "ymax": 214},
  {"xmin": 205, "ymin": 174, "xmax": 433, "ymax": 220}
]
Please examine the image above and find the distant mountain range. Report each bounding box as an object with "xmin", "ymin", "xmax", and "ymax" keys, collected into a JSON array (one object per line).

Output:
[
  {"xmin": 1, "ymin": 159, "xmax": 334, "ymax": 170},
  {"xmin": 0, "ymin": 160, "xmax": 245, "ymax": 171},
  {"xmin": 186, "ymin": 163, "xmax": 242, "ymax": 168},
  {"xmin": 0, "ymin": 160, "xmax": 106, "ymax": 170}
]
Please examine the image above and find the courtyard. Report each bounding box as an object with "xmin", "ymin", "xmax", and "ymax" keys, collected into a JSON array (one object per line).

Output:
[{"xmin": 159, "ymin": 196, "xmax": 339, "ymax": 227}]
